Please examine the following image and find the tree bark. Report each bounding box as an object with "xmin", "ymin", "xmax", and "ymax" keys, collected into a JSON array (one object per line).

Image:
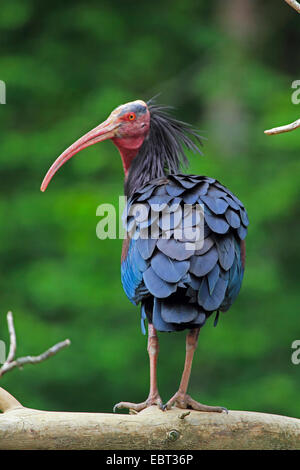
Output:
[{"xmin": 0, "ymin": 388, "xmax": 299, "ymax": 450}]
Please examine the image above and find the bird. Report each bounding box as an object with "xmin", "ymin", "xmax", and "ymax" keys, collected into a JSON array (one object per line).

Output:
[{"xmin": 41, "ymin": 98, "xmax": 248, "ymax": 413}]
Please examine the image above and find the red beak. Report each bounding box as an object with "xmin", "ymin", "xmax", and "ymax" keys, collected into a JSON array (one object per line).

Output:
[{"xmin": 40, "ymin": 118, "xmax": 120, "ymax": 192}]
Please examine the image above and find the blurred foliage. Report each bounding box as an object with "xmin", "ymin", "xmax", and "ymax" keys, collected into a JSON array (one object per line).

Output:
[{"xmin": 0, "ymin": 0, "xmax": 299, "ymax": 417}]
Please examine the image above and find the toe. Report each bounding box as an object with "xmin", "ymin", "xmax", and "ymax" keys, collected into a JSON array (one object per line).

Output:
[
  {"xmin": 113, "ymin": 403, "xmax": 120, "ymax": 413},
  {"xmin": 113, "ymin": 397, "xmax": 164, "ymax": 413},
  {"xmin": 163, "ymin": 391, "xmax": 186, "ymax": 411},
  {"xmin": 186, "ymin": 396, "xmax": 227, "ymax": 413},
  {"xmin": 163, "ymin": 400, "xmax": 174, "ymax": 411},
  {"xmin": 153, "ymin": 396, "xmax": 164, "ymax": 410},
  {"xmin": 163, "ymin": 392, "xmax": 228, "ymax": 413},
  {"xmin": 113, "ymin": 401, "xmax": 147, "ymax": 413}
]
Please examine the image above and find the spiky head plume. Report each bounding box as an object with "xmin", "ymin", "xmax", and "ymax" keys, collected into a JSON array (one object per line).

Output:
[{"xmin": 124, "ymin": 98, "xmax": 203, "ymax": 196}]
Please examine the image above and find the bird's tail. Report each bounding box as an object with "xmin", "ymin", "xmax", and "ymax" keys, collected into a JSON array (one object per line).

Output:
[{"xmin": 141, "ymin": 293, "xmax": 206, "ymax": 333}]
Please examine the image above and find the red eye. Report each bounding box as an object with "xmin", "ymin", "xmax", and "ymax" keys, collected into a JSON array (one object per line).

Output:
[{"xmin": 128, "ymin": 113, "xmax": 136, "ymax": 121}]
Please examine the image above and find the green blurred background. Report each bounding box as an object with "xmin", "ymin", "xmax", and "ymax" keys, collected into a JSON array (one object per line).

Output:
[{"xmin": 0, "ymin": 0, "xmax": 299, "ymax": 417}]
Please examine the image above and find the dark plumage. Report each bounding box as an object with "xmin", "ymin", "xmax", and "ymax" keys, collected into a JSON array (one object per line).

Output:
[
  {"xmin": 121, "ymin": 174, "xmax": 247, "ymax": 333},
  {"xmin": 121, "ymin": 100, "xmax": 248, "ymax": 335}
]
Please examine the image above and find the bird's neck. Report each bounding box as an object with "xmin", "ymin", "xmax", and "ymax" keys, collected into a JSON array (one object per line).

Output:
[
  {"xmin": 123, "ymin": 141, "xmax": 167, "ymax": 197},
  {"xmin": 112, "ymin": 136, "xmax": 146, "ymax": 176},
  {"xmin": 119, "ymin": 147, "xmax": 139, "ymax": 175},
  {"xmin": 113, "ymin": 134, "xmax": 163, "ymax": 197}
]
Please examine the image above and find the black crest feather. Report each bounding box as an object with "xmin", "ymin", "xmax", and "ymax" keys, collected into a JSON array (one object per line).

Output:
[{"xmin": 124, "ymin": 98, "xmax": 203, "ymax": 196}]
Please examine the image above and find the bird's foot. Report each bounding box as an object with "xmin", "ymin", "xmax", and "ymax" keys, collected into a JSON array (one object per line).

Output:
[
  {"xmin": 113, "ymin": 392, "xmax": 163, "ymax": 413},
  {"xmin": 163, "ymin": 391, "xmax": 228, "ymax": 413}
]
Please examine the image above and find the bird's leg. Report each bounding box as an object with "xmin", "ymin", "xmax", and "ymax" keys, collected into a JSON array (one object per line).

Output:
[
  {"xmin": 164, "ymin": 328, "xmax": 227, "ymax": 413},
  {"xmin": 113, "ymin": 324, "xmax": 163, "ymax": 412}
]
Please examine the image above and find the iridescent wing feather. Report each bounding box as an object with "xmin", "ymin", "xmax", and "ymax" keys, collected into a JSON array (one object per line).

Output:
[{"xmin": 121, "ymin": 174, "xmax": 248, "ymax": 333}]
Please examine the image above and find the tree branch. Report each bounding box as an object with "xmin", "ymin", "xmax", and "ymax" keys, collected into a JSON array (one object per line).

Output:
[
  {"xmin": 285, "ymin": 0, "xmax": 300, "ymax": 13},
  {"xmin": 264, "ymin": 118, "xmax": 300, "ymax": 135},
  {"xmin": 0, "ymin": 403, "xmax": 299, "ymax": 450},
  {"xmin": 0, "ymin": 311, "xmax": 70, "ymax": 378}
]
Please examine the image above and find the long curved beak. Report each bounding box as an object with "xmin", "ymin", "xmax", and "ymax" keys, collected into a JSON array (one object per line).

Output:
[{"xmin": 40, "ymin": 118, "xmax": 120, "ymax": 192}]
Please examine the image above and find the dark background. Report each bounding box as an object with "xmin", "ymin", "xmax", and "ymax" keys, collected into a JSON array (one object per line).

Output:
[{"xmin": 0, "ymin": 0, "xmax": 299, "ymax": 417}]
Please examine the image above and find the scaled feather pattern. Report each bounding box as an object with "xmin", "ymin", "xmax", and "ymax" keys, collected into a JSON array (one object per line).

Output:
[{"xmin": 121, "ymin": 174, "xmax": 248, "ymax": 333}]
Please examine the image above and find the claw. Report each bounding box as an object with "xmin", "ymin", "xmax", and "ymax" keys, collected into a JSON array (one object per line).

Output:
[
  {"xmin": 113, "ymin": 395, "xmax": 163, "ymax": 413},
  {"xmin": 113, "ymin": 403, "xmax": 120, "ymax": 413},
  {"xmin": 163, "ymin": 392, "xmax": 227, "ymax": 413}
]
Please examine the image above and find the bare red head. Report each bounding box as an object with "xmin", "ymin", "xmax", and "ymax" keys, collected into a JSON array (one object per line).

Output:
[{"xmin": 40, "ymin": 99, "xmax": 150, "ymax": 192}]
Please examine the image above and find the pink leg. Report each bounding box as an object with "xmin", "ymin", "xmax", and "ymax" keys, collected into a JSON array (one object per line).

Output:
[
  {"xmin": 164, "ymin": 328, "xmax": 227, "ymax": 413},
  {"xmin": 114, "ymin": 324, "xmax": 163, "ymax": 412}
]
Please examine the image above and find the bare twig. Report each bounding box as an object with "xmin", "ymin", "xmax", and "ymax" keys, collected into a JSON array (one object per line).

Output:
[
  {"xmin": 264, "ymin": 0, "xmax": 299, "ymax": 135},
  {"xmin": 285, "ymin": 0, "xmax": 300, "ymax": 13},
  {"xmin": 265, "ymin": 2, "xmax": 299, "ymax": 136},
  {"xmin": 0, "ymin": 311, "xmax": 70, "ymax": 378},
  {"xmin": 264, "ymin": 118, "xmax": 300, "ymax": 135},
  {"xmin": 6, "ymin": 312, "xmax": 16, "ymax": 363}
]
